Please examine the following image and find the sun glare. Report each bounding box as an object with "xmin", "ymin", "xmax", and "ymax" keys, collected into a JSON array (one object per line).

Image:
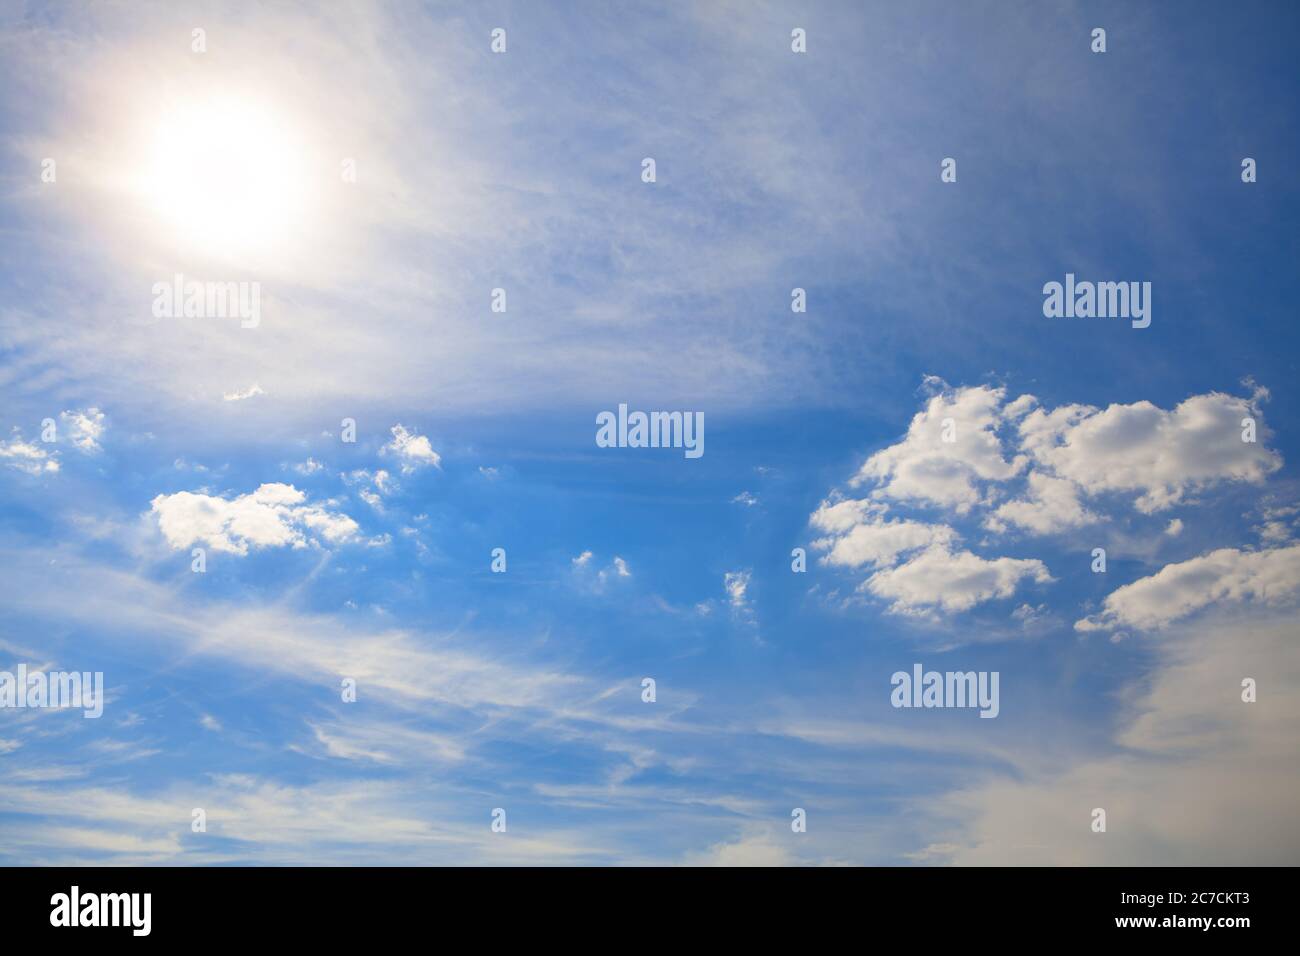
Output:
[{"xmin": 140, "ymin": 95, "xmax": 309, "ymax": 259}]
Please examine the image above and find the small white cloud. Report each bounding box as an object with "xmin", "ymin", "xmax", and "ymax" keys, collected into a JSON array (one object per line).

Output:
[
  {"xmin": 293, "ymin": 458, "xmax": 324, "ymax": 475},
  {"xmin": 60, "ymin": 408, "xmax": 106, "ymax": 453},
  {"xmin": 572, "ymin": 551, "xmax": 631, "ymax": 589},
  {"xmin": 724, "ymin": 570, "xmax": 752, "ymax": 608},
  {"xmin": 383, "ymin": 424, "xmax": 441, "ymax": 474},
  {"xmin": 0, "ymin": 431, "xmax": 59, "ymax": 475},
  {"xmin": 1165, "ymin": 518, "xmax": 1184, "ymax": 537},
  {"xmin": 478, "ymin": 466, "xmax": 500, "ymax": 480},
  {"xmin": 346, "ymin": 468, "xmax": 394, "ymax": 506},
  {"xmin": 1257, "ymin": 520, "xmax": 1292, "ymax": 545},
  {"xmin": 1012, "ymin": 602, "xmax": 1046, "ymax": 623},
  {"xmin": 222, "ymin": 385, "xmax": 265, "ymax": 402},
  {"xmin": 199, "ymin": 714, "xmax": 222, "ymax": 732},
  {"xmin": 731, "ymin": 491, "xmax": 759, "ymax": 507}
]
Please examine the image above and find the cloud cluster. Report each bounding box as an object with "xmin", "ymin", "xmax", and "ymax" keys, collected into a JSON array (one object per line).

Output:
[
  {"xmin": 0, "ymin": 431, "xmax": 58, "ymax": 475},
  {"xmin": 1015, "ymin": 388, "xmax": 1279, "ymax": 514},
  {"xmin": 1, "ymin": 407, "xmax": 107, "ymax": 475},
  {"xmin": 810, "ymin": 498, "xmax": 1052, "ymax": 616},
  {"xmin": 813, "ymin": 381, "xmax": 1282, "ymax": 617},
  {"xmin": 571, "ymin": 551, "xmax": 632, "ymax": 591},
  {"xmin": 344, "ymin": 468, "xmax": 393, "ymax": 511}
]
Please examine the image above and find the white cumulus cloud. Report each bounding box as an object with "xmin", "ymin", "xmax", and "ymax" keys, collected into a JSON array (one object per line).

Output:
[
  {"xmin": 985, "ymin": 472, "xmax": 1098, "ymax": 535},
  {"xmin": 852, "ymin": 383, "xmax": 1026, "ymax": 513},
  {"xmin": 812, "ymin": 380, "xmax": 1286, "ymax": 619},
  {"xmin": 382, "ymin": 424, "xmax": 440, "ymax": 474},
  {"xmin": 1076, "ymin": 544, "xmax": 1300, "ymax": 633},
  {"xmin": 865, "ymin": 546, "xmax": 1052, "ymax": 616},
  {"xmin": 811, "ymin": 500, "xmax": 956, "ymax": 570},
  {"xmin": 150, "ymin": 483, "xmax": 359, "ymax": 555},
  {"xmin": 1017, "ymin": 390, "xmax": 1280, "ymax": 514}
]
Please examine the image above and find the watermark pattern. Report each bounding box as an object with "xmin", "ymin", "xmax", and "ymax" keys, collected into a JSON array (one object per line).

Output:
[
  {"xmin": 0, "ymin": 5, "xmax": 1295, "ymax": 882},
  {"xmin": 152, "ymin": 273, "xmax": 260, "ymax": 328},
  {"xmin": 50, "ymin": 887, "xmax": 150, "ymax": 936},
  {"xmin": 891, "ymin": 664, "xmax": 999, "ymax": 718},
  {"xmin": 595, "ymin": 404, "xmax": 704, "ymax": 459},
  {"xmin": 0, "ymin": 665, "xmax": 103, "ymax": 718},
  {"xmin": 1042, "ymin": 273, "xmax": 1151, "ymax": 328}
]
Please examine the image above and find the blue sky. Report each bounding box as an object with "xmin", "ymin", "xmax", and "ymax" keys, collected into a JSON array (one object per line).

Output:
[{"xmin": 1, "ymin": 0, "xmax": 1298, "ymax": 864}]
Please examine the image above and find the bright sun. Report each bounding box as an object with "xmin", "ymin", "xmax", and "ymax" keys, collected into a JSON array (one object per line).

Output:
[{"xmin": 141, "ymin": 95, "xmax": 308, "ymax": 259}]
